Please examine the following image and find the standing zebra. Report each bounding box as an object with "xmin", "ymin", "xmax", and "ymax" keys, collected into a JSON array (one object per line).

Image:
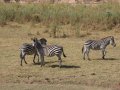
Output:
[
  {"xmin": 20, "ymin": 38, "xmax": 47, "ymax": 66},
  {"xmin": 82, "ymin": 36, "xmax": 116, "ymax": 60},
  {"xmin": 32, "ymin": 38, "xmax": 66, "ymax": 68}
]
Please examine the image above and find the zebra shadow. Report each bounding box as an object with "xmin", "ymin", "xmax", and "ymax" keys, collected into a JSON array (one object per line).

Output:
[
  {"xmin": 50, "ymin": 65, "xmax": 80, "ymax": 68},
  {"xmin": 94, "ymin": 58, "xmax": 118, "ymax": 61},
  {"xmin": 33, "ymin": 61, "xmax": 57, "ymax": 65}
]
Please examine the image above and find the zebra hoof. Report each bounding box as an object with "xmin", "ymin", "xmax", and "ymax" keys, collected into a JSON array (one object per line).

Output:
[{"xmin": 102, "ymin": 57, "xmax": 105, "ymax": 60}]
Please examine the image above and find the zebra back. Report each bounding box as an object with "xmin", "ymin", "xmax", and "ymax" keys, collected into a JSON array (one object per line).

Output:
[
  {"xmin": 20, "ymin": 38, "xmax": 47, "ymax": 55},
  {"xmin": 20, "ymin": 43, "xmax": 36, "ymax": 55},
  {"xmin": 43, "ymin": 45, "xmax": 63, "ymax": 57},
  {"xmin": 32, "ymin": 38, "xmax": 66, "ymax": 57}
]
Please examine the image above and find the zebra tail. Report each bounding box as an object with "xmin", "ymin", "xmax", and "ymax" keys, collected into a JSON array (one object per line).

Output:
[
  {"xmin": 62, "ymin": 47, "xmax": 66, "ymax": 57},
  {"xmin": 82, "ymin": 46, "xmax": 84, "ymax": 54}
]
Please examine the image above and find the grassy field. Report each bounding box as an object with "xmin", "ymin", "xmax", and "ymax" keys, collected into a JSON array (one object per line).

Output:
[
  {"xmin": 0, "ymin": 3, "xmax": 120, "ymax": 38},
  {"xmin": 0, "ymin": 22, "xmax": 120, "ymax": 90}
]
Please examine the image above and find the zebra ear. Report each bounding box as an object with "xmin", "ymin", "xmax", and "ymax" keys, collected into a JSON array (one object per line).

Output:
[
  {"xmin": 34, "ymin": 37, "xmax": 38, "ymax": 41},
  {"xmin": 31, "ymin": 38, "xmax": 34, "ymax": 41},
  {"xmin": 31, "ymin": 38, "xmax": 35, "ymax": 42},
  {"xmin": 40, "ymin": 38, "xmax": 47, "ymax": 42},
  {"xmin": 44, "ymin": 38, "xmax": 47, "ymax": 42},
  {"xmin": 31, "ymin": 37, "xmax": 37, "ymax": 42}
]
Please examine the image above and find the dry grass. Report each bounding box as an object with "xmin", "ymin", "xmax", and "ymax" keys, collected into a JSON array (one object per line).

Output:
[
  {"xmin": 0, "ymin": 84, "xmax": 112, "ymax": 90},
  {"xmin": 0, "ymin": 23, "xmax": 120, "ymax": 90}
]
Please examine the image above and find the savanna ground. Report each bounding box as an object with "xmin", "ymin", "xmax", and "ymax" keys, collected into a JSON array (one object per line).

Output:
[{"xmin": 0, "ymin": 22, "xmax": 120, "ymax": 90}]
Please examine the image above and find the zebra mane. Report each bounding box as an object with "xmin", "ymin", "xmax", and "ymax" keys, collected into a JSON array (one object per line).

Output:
[{"xmin": 101, "ymin": 36, "xmax": 114, "ymax": 40}]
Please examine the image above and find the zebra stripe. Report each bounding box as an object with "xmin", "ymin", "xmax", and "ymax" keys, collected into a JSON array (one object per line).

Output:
[
  {"xmin": 20, "ymin": 38, "xmax": 47, "ymax": 66},
  {"xmin": 43, "ymin": 45, "xmax": 63, "ymax": 57},
  {"xmin": 21, "ymin": 43, "xmax": 35, "ymax": 55},
  {"xmin": 82, "ymin": 36, "xmax": 116, "ymax": 60},
  {"xmin": 32, "ymin": 38, "xmax": 66, "ymax": 68}
]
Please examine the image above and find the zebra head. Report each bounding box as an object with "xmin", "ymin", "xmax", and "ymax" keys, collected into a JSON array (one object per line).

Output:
[
  {"xmin": 39, "ymin": 38, "xmax": 47, "ymax": 45},
  {"xmin": 31, "ymin": 37, "xmax": 43, "ymax": 49},
  {"xmin": 109, "ymin": 36, "xmax": 116, "ymax": 47}
]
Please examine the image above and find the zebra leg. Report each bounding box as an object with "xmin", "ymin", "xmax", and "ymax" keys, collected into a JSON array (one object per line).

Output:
[
  {"xmin": 86, "ymin": 51, "xmax": 90, "ymax": 60},
  {"xmin": 103, "ymin": 50, "xmax": 107, "ymax": 60},
  {"xmin": 21, "ymin": 58, "xmax": 23, "ymax": 66},
  {"xmin": 22, "ymin": 53, "xmax": 27, "ymax": 64},
  {"xmin": 102, "ymin": 49, "xmax": 105, "ymax": 59},
  {"xmin": 82, "ymin": 46, "xmax": 85, "ymax": 60},
  {"xmin": 40, "ymin": 54, "xmax": 45, "ymax": 67},
  {"xmin": 20, "ymin": 52, "xmax": 26, "ymax": 66},
  {"xmin": 23, "ymin": 56, "xmax": 27, "ymax": 64},
  {"xmin": 33, "ymin": 54, "xmax": 37, "ymax": 64},
  {"xmin": 83, "ymin": 52, "xmax": 86, "ymax": 60},
  {"xmin": 83, "ymin": 46, "xmax": 89, "ymax": 60},
  {"xmin": 20, "ymin": 52, "xmax": 23, "ymax": 66},
  {"xmin": 86, "ymin": 49, "xmax": 90, "ymax": 60},
  {"xmin": 37, "ymin": 54, "xmax": 39, "ymax": 63},
  {"xmin": 57, "ymin": 55, "xmax": 62, "ymax": 68}
]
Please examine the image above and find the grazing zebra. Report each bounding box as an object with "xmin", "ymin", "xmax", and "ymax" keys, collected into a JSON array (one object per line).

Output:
[
  {"xmin": 82, "ymin": 36, "xmax": 116, "ymax": 60},
  {"xmin": 20, "ymin": 38, "xmax": 47, "ymax": 66},
  {"xmin": 32, "ymin": 38, "xmax": 66, "ymax": 68}
]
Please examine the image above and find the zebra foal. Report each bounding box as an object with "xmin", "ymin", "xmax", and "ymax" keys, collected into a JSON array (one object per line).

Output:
[
  {"xmin": 82, "ymin": 36, "xmax": 116, "ymax": 60},
  {"xmin": 20, "ymin": 38, "xmax": 47, "ymax": 66},
  {"xmin": 32, "ymin": 38, "xmax": 66, "ymax": 68}
]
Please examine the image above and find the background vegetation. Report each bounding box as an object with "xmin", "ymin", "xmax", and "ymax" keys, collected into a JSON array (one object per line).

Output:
[{"xmin": 0, "ymin": 2, "xmax": 120, "ymax": 37}]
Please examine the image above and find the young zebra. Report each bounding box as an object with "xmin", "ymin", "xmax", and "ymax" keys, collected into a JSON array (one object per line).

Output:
[
  {"xmin": 20, "ymin": 38, "xmax": 47, "ymax": 66},
  {"xmin": 82, "ymin": 36, "xmax": 116, "ymax": 60},
  {"xmin": 32, "ymin": 38, "xmax": 66, "ymax": 68}
]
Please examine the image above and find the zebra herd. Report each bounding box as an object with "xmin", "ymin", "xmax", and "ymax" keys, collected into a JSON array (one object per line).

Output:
[
  {"xmin": 20, "ymin": 38, "xmax": 66, "ymax": 67},
  {"xmin": 20, "ymin": 36, "xmax": 116, "ymax": 68},
  {"xmin": 20, "ymin": 38, "xmax": 47, "ymax": 66}
]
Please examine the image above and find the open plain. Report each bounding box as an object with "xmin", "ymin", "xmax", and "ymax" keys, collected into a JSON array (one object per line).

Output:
[{"xmin": 0, "ymin": 22, "xmax": 120, "ymax": 90}]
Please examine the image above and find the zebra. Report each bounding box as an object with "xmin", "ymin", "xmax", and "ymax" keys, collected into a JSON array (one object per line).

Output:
[
  {"xmin": 82, "ymin": 36, "xmax": 116, "ymax": 60},
  {"xmin": 20, "ymin": 38, "xmax": 47, "ymax": 66},
  {"xmin": 31, "ymin": 38, "xmax": 66, "ymax": 68}
]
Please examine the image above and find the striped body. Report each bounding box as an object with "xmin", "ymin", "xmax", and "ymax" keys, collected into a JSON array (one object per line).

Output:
[
  {"xmin": 43, "ymin": 45, "xmax": 63, "ymax": 57},
  {"xmin": 32, "ymin": 38, "xmax": 66, "ymax": 68},
  {"xmin": 20, "ymin": 43, "xmax": 36, "ymax": 55},
  {"xmin": 82, "ymin": 36, "xmax": 116, "ymax": 60},
  {"xmin": 20, "ymin": 38, "xmax": 47, "ymax": 66},
  {"xmin": 84, "ymin": 39, "xmax": 110, "ymax": 50}
]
